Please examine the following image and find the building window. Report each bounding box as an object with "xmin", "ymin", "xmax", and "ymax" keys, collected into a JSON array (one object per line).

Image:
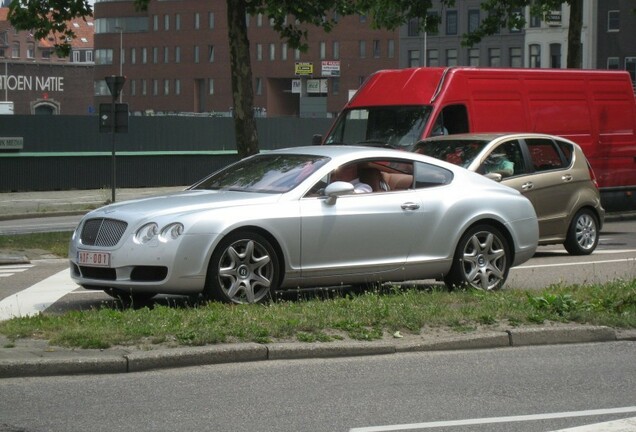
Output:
[
  {"xmin": 11, "ymin": 42, "xmax": 19, "ymax": 58},
  {"xmin": 550, "ymin": 43, "xmax": 561, "ymax": 68},
  {"xmin": 26, "ymin": 42, "xmax": 35, "ymax": 59},
  {"xmin": 175, "ymin": 46, "xmax": 181, "ymax": 63},
  {"xmin": 332, "ymin": 77, "xmax": 340, "ymax": 95},
  {"xmin": 408, "ymin": 50, "xmax": 420, "ymax": 67},
  {"xmin": 257, "ymin": 13, "xmax": 263, "ymax": 27},
  {"xmin": 359, "ymin": 40, "xmax": 366, "ymax": 58},
  {"xmin": 256, "ymin": 43, "xmax": 262, "ymax": 61},
  {"xmin": 488, "ymin": 48, "xmax": 500, "ymax": 66},
  {"xmin": 131, "ymin": 47, "xmax": 136, "ymax": 64},
  {"xmin": 195, "ymin": 13, "xmax": 200, "ymax": 29},
  {"xmin": 446, "ymin": 48, "xmax": 458, "ymax": 66},
  {"xmin": 626, "ymin": 57, "xmax": 636, "ymax": 82},
  {"xmin": 373, "ymin": 40, "xmax": 380, "ymax": 58},
  {"xmin": 608, "ymin": 10, "xmax": 620, "ymax": 31},
  {"xmin": 468, "ymin": 48, "xmax": 479, "ymax": 66},
  {"xmin": 175, "ymin": 14, "xmax": 181, "ymax": 31},
  {"xmin": 281, "ymin": 42, "xmax": 287, "ymax": 61},
  {"xmin": 73, "ymin": 51, "xmax": 80, "ymax": 62},
  {"xmin": 427, "ymin": 49, "xmax": 439, "ymax": 67},
  {"xmin": 295, "ymin": 49, "xmax": 300, "ymax": 60},
  {"xmin": 153, "ymin": 79, "xmax": 158, "ymax": 96},
  {"xmin": 130, "ymin": 80, "xmax": 136, "ymax": 96},
  {"xmin": 175, "ymin": 79, "xmax": 181, "ymax": 95},
  {"xmin": 164, "ymin": 14, "xmax": 170, "ymax": 30},
  {"xmin": 153, "ymin": 15, "xmax": 158, "ymax": 31},
  {"xmin": 41, "ymin": 49, "xmax": 52, "ymax": 60},
  {"xmin": 209, "ymin": 78, "xmax": 214, "ymax": 95},
  {"xmin": 208, "ymin": 45, "xmax": 215, "ymax": 62},
  {"xmin": 269, "ymin": 43, "xmax": 275, "ymax": 61},
  {"xmin": 529, "ymin": 44, "xmax": 541, "ymax": 68},
  {"xmin": 408, "ymin": 18, "xmax": 420, "ymax": 37},
  {"xmin": 388, "ymin": 39, "xmax": 394, "ymax": 58},
  {"xmin": 153, "ymin": 47, "xmax": 158, "ymax": 64},
  {"xmin": 142, "ymin": 47, "xmax": 147, "ymax": 64},
  {"xmin": 164, "ymin": 46, "xmax": 169, "ymax": 63},
  {"xmin": 194, "ymin": 46, "xmax": 200, "ymax": 63},
  {"xmin": 333, "ymin": 41, "xmax": 340, "ymax": 60},
  {"xmin": 510, "ymin": 8, "xmax": 523, "ymax": 32},
  {"xmin": 141, "ymin": 79, "xmax": 147, "ymax": 96},
  {"xmin": 468, "ymin": 9, "xmax": 480, "ymax": 32},
  {"xmin": 255, "ymin": 77, "xmax": 262, "ymax": 95},
  {"xmin": 510, "ymin": 47, "xmax": 522, "ymax": 67},
  {"xmin": 320, "ymin": 41, "xmax": 326, "ymax": 60},
  {"xmin": 94, "ymin": 48, "xmax": 113, "ymax": 65},
  {"xmin": 164, "ymin": 79, "xmax": 170, "ymax": 96},
  {"xmin": 607, "ymin": 57, "xmax": 619, "ymax": 70},
  {"xmin": 446, "ymin": 10, "xmax": 458, "ymax": 35},
  {"xmin": 86, "ymin": 51, "xmax": 93, "ymax": 62},
  {"xmin": 359, "ymin": 14, "xmax": 367, "ymax": 23},
  {"xmin": 530, "ymin": 11, "xmax": 541, "ymax": 28},
  {"xmin": 209, "ymin": 12, "xmax": 215, "ymax": 29}
]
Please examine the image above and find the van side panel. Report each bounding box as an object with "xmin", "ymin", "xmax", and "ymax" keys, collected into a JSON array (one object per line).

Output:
[{"xmin": 463, "ymin": 76, "xmax": 528, "ymax": 132}]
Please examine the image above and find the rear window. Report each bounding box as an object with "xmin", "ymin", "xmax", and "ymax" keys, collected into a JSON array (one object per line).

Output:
[
  {"xmin": 414, "ymin": 161, "xmax": 453, "ymax": 188},
  {"xmin": 526, "ymin": 138, "xmax": 566, "ymax": 171}
]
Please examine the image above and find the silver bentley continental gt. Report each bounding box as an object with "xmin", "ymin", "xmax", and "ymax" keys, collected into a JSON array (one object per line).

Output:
[{"xmin": 69, "ymin": 146, "xmax": 539, "ymax": 304}]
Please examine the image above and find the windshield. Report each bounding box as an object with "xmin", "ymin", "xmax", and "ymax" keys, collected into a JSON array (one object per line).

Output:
[
  {"xmin": 192, "ymin": 154, "xmax": 330, "ymax": 193},
  {"xmin": 412, "ymin": 139, "xmax": 489, "ymax": 168},
  {"xmin": 324, "ymin": 106, "xmax": 432, "ymax": 149}
]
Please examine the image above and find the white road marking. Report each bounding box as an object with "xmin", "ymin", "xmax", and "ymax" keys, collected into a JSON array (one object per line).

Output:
[
  {"xmin": 349, "ymin": 406, "xmax": 636, "ymax": 432},
  {"xmin": 0, "ymin": 264, "xmax": 34, "ymax": 278},
  {"xmin": 552, "ymin": 416, "xmax": 636, "ymax": 431},
  {"xmin": 515, "ymin": 257, "xmax": 636, "ymax": 270},
  {"xmin": 0, "ymin": 269, "xmax": 79, "ymax": 321}
]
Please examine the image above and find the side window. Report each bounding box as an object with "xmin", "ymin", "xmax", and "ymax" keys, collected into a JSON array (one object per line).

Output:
[
  {"xmin": 526, "ymin": 139, "xmax": 565, "ymax": 171},
  {"xmin": 478, "ymin": 140, "xmax": 526, "ymax": 178},
  {"xmin": 555, "ymin": 139, "xmax": 574, "ymax": 166},
  {"xmin": 431, "ymin": 104, "xmax": 469, "ymax": 136},
  {"xmin": 413, "ymin": 161, "xmax": 453, "ymax": 188}
]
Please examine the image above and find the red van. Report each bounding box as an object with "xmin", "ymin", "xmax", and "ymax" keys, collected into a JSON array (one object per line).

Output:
[{"xmin": 319, "ymin": 67, "xmax": 636, "ymax": 211}]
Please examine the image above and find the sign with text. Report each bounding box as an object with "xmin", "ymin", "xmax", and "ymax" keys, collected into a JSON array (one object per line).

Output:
[
  {"xmin": 294, "ymin": 62, "xmax": 313, "ymax": 76},
  {"xmin": 0, "ymin": 137, "xmax": 23, "ymax": 150},
  {"xmin": 307, "ymin": 79, "xmax": 328, "ymax": 94},
  {"xmin": 321, "ymin": 61, "xmax": 340, "ymax": 77}
]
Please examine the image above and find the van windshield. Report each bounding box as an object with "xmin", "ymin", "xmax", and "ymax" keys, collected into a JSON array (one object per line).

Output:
[{"xmin": 324, "ymin": 106, "xmax": 432, "ymax": 150}]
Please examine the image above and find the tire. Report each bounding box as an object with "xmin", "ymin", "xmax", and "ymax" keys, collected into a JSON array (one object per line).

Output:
[
  {"xmin": 204, "ymin": 231, "xmax": 279, "ymax": 304},
  {"xmin": 103, "ymin": 288, "xmax": 155, "ymax": 307},
  {"xmin": 563, "ymin": 209, "xmax": 599, "ymax": 255},
  {"xmin": 444, "ymin": 224, "xmax": 510, "ymax": 291}
]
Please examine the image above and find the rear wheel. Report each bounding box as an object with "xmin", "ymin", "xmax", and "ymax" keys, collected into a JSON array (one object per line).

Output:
[
  {"xmin": 564, "ymin": 209, "xmax": 599, "ymax": 255},
  {"xmin": 204, "ymin": 231, "xmax": 279, "ymax": 304},
  {"xmin": 444, "ymin": 224, "xmax": 510, "ymax": 291}
]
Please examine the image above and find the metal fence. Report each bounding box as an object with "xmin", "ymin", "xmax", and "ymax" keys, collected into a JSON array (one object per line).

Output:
[{"xmin": 0, "ymin": 116, "xmax": 333, "ymax": 192}]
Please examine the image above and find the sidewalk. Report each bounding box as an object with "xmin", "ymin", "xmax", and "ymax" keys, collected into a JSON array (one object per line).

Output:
[{"xmin": 0, "ymin": 186, "xmax": 187, "ymax": 220}]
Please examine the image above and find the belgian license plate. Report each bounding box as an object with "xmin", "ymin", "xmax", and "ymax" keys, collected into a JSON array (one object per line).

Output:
[{"xmin": 77, "ymin": 251, "xmax": 111, "ymax": 267}]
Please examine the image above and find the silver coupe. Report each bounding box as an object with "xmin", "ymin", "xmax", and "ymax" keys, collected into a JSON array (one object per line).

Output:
[{"xmin": 69, "ymin": 146, "xmax": 538, "ymax": 304}]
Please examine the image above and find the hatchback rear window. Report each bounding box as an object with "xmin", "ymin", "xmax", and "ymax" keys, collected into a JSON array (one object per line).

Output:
[{"xmin": 526, "ymin": 139, "xmax": 566, "ymax": 171}]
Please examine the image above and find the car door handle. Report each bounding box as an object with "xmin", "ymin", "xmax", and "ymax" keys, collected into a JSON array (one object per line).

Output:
[
  {"xmin": 562, "ymin": 174, "xmax": 573, "ymax": 182},
  {"xmin": 521, "ymin": 182, "xmax": 534, "ymax": 190},
  {"xmin": 401, "ymin": 202, "xmax": 420, "ymax": 211}
]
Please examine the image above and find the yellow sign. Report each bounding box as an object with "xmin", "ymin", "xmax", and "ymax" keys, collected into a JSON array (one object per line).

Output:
[{"xmin": 295, "ymin": 62, "xmax": 313, "ymax": 75}]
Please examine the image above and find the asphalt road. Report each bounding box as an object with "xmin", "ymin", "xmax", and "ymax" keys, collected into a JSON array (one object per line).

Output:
[
  {"xmin": 1, "ymin": 342, "xmax": 635, "ymax": 432},
  {"xmin": 1, "ymin": 220, "xmax": 635, "ymax": 319}
]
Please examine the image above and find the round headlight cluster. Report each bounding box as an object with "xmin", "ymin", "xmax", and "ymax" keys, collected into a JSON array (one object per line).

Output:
[{"xmin": 135, "ymin": 222, "xmax": 184, "ymax": 244}]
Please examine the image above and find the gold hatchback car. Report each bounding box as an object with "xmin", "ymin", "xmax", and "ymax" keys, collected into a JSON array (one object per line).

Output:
[{"xmin": 413, "ymin": 133, "xmax": 605, "ymax": 255}]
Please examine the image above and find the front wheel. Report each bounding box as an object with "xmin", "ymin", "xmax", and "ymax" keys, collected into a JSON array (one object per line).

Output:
[
  {"xmin": 564, "ymin": 209, "xmax": 599, "ymax": 255},
  {"xmin": 444, "ymin": 225, "xmax": 510, "ymax": 291},
  {"xmin": 204, "ymin": 231, "xmax": 279, "ymax": 304}
]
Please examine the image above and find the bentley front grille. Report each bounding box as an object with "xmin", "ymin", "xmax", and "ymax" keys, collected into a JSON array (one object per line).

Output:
[{"xmin": 80, "ymin": 218, "xmax": 128, "ymax": 247}]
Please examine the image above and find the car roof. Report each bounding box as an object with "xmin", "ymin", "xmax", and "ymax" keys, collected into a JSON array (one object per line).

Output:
[
  {"xmin": 268, "ymin": 145, "xmax": 418, "ymax": 160},
  {"xmin": 419, "ymin": 132, "xmax": 574, "ymax": 143}
]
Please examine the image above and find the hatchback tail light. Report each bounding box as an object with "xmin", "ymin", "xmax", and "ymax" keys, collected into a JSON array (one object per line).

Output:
[{"xmin": 587, "ymin": 161, "xmax": 599, "ymax": 189}]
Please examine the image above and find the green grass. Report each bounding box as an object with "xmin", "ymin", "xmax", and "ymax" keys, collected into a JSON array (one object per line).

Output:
[
  {"xmin": 0, "ymin": 280, "xmax": 634, "ymax": 350},
  {"xmin": 0, "ymin": 231, "xmax": 71, "ymax": 258}
]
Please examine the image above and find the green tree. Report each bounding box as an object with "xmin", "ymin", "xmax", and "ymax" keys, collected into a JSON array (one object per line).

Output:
[
  {"xmin": 8, "ymin": 0, "xmax": 448, "ymax": 158},
  {"xmin": 463, "ymin": 0, "xmax": 583, "ymax": 68}
]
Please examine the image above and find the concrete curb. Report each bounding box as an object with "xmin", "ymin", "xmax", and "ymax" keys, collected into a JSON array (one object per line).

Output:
[{"xmin": 0, "ymin": 326, "xmax": 628, "ymax": 379}]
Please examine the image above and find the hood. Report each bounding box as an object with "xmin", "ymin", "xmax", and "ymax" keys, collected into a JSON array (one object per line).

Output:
[{"xmin": 85, "ymin": 189, "xmax": 282, "ymax": 220}]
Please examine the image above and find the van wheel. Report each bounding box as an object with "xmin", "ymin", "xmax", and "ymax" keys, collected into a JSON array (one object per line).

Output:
[
  {"xmin": 444, "ymin": 225, "xmax": 510, "ymax": 291},
  {"xmin": 204, "ymin": 231, "xmax": 279, "ymax": 304},
  {"xmin": 564, "ymin": 209, "xmax": 599, "ymax": 255}
]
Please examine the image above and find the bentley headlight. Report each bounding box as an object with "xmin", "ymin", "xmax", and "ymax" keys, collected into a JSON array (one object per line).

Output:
[
  {"xmin": 160, "ymin": 223, "xmax": 184, "ymax": 241},
  {"xmin": 135, "ymin": 223, "xmax": 159, "ymax": 244}
]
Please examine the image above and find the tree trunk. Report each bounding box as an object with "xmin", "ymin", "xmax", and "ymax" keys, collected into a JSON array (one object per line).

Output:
[
  {"xmin": 566, "ymin": 0, "xmax": 583, "ymax": 68},
  {"xmin": 226, "ymin": 0, "xmax": 259, "ymax": 158}
]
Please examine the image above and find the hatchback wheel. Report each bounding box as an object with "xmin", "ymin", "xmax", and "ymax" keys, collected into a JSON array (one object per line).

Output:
[
  {"xmin": 444, "ymin": 225, "xmax": 510, "ymax": 291},
  {"xmin": 204, "ymin": 231, "xmax": 279, "ymax": 304},
  {"xmin": 564, "ymin": 209, "xmax": 599, "ymax": 255}
]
